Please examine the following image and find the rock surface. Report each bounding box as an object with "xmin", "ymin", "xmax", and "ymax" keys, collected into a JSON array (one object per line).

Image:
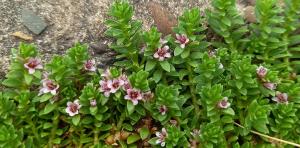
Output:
[{"xmin": 21, "ymin": 9, "xmax": 47, "ymax": 34}]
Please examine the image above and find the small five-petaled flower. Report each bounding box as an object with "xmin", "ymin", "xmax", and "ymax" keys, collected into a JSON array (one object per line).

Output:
[
  {"xmin": 156, "ymin": 128, "xmax": 168, "ymax": 147},
  {"xmin": 218, "ymin": 97, "xmax": 230, "ymax": 109},
  {"xmin": 99, "ymin": 80, "xmax": 112, "ymax": 97},
  {"xmin": 66, "ymin": 99, "xmax": 82, "ymax": 116},
  {"xmin": 159, "ymin": 105, "xmax": 168, "ymax": 115},
  {"xmin": 125, "ymin": 88, "xmax": 143, "ymax": 105},
  {"xmin": 84, "ymin": 60, "xmax": 96, "ymax": 72},
  {"xmin": 24, "ymin": 58, "xmax": 43, "ymax": 74},
  {"xmin": 39, "ymin": 79, "xmax": 59, "ymax": 96},
  {"xmin": 175, "ymin": 34, "xmax": 189, "ymax": 49},
  {"xmin": 272, "ymin": 92, "xmax": 288, "ymax": 104},
  {"xmin": 263, "ymin": 82, "xmax": 277, "ymax": 90},
  {"xmin": 153, "ymin": 45, "xmax": 171, "ymax": 61},
  {"xmin": 256, "ymin": 66, "xmax": 268, "ymax": 79}
]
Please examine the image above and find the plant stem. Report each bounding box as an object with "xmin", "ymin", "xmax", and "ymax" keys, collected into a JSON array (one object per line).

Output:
[
  {"xmin": 187, "ymin": 65, "xmax": 200, "ymax": 120},
  {"xmin": 117, "ymin": 112, "xmax": 126, "ymax": 130},
  {"xmin": 234, "ymin": 122, "xmax": 300, "ymax": 147},
  {"xmin": 48, "ymin": 117, "xmax": 59, "ymax": 148},
  {"xmin": 93, "ymin": 128, "xmax": 99, "ymax": 145},
  {"xmin": 27, "ymin": 118, "xmax": 41, "ymax": 146}
]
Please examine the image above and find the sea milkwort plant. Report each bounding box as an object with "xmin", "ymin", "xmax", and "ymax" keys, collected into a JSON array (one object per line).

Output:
[{"xmin": 1, "ymin": 0, "xmax": 300, "ymax": 147}]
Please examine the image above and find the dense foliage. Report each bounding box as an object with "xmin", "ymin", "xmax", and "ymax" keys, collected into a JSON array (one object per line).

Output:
[{"xmin": 1, "ymin": 0, "xmax": 300, "ymax": 147}]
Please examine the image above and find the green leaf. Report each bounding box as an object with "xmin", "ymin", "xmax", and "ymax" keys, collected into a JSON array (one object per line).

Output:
[
  {"xmin": 40, "ymin": 103, "xmax": 57, "ymax": 115},
  {"xmin": 127, "ymin": 134, "xmax": 140, "ymax": 144},
  {"xmin": 2, "ymin": 78, "xmax": 22, "ymax": 88},
  {"xmin": 33, "ymin": 94, "xmax": 52, "ymax": 102},
  {"xmin": 160, "ymin": 61, "xmax": 170, "ymax": 72},
  {"xmin": 223, "ymin": 108, "xmax": 235, "ymax": 116},
  {"xmin": 99, "ymin": 124, "xmax": 112, "ymax": 131},
  {"xmin": 72, "ymin": 115, "xmax": 81, "ymax": 126},
  {"xmin": 148, "ymin": 137, "xmax": 159, "ymax": 145},
  {"xmin": 90, "ymin": 107, "xmax": 98, "ymax": 115},
  {"xmin": 221, "ymin": 17, "xmax": 231, "ymax": 26},
  {"xmin": 139, "ymin": 127, "xmax": 150, "ymax": 140},
  {"xmin": 145, "ymin": 60, "xmax": 156, "ymax": 71},
  {"xmin": 181, "ymin": 49, "xmax": 190, "ymax": 59},
  {"xmin": 24, "ymin": 73, "xmax": 33, "ymax": 85},
  {"xmin": 153, "ymin": 69, "xmax": 162, "ymax": 83},
  {"xmin": 174, "ymin": 47, "xmax": 184, "ymax": 56},
  {"xmin": 33, "ymin": 70, "xmax": 42, "ymax": 79},
  {"xmin": 127, "ymin": 101, "xmax": 135, "ymax": 115}
]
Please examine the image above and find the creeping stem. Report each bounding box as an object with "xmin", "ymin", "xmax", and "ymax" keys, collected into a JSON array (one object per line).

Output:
[
  {"xmin": 48, "ymin": 116, "xmax": 59, "ymax": 148},
  {"xmin": 187, "ymin": 65, "xmax": 200, "ymax": 118},
  {"xmin": 234, "ymin": 122, "xmax": 300, "ymax": 147},
  {"xmin": 117, "ymin": 111, "xmax": 126, "ymax": 130}
]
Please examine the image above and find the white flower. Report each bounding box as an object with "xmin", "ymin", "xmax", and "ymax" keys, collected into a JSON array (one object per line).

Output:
[
  {"xmin": 153, "ymin": 45, "xmax": 171, "ymax": 61},
  {"xmin": 156, "ymin": 128, "xmax": 168, "ymax": 147},
  {"xmin": 39, "ymin": 79, "xmax": 59, "ymax": 96},
  {"xmin": 65, "ymin": 99, "xmax": 82, "ymax": 116},
  {"xmin": 272, "ymin": 92, "xmax": 288, "ymax": 104},
  {"xmin": 124, "ymin": 88, "xmax": 142, "ymax": 105},
  {"xmin": 84, "ymin": 60, "xmax": 96, "ymax": 72},
  {"xmin": 24, "ymin": 58, "xmax": 43, "ymax": 74},
  {"xmin": 175, "ymin": 34, "xmax": 189, "ymax": 49},
  {"xmin": 217, "ymin": 97, "xmax": 231, "ymax": 109}
]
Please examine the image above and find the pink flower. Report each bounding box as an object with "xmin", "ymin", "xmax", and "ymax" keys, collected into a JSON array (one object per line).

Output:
[
  {"xmin": 175, "ymin": 34, "xmax": 189, "ymax": 48},
  {"xmin": 153, "ymin": 45, "xmax": 171, "ymax": 61},
  {"xmin": 256, "ymin": 66, "xmax": 268, "ymax": 78},
  {"xmin": 156, "ymin": 128, "xmax": 168, "ymax": 147},
  {"xmin": 159, "ymin": 105, "xmax": 168, "ymax": 115},
  {"xmin": 84, "ymin": 60, "xmax": 96, "ymax": 72},
  {"xmin": 272, "ymin": 92, "xmax": 288, "ymax": 104},
  {"xmin": 263, "ymin": 82, "xmax": 277, "ymax": 90},
  {"xmin": 24, "ymin": 58, "xmax": 43, "ymax": 74},
  {"xmin": 108, "ymin": 79, "xmax": 124, "ymax": 93},
  {"xmin": 101, "ymin": 69, "xmax": 111, "ymax": 79},
  {"xmin": 124, "ymin": 89, "xmax": 142, "ymax": 105},
  {"xmin": 217, "ymin": 97, "xmax": 231, "ymax": 109},
  {"xmin": 65, "ymin": 99, "xmax": 82, "ymax": 116},
  {"xmin": 119, "ymin": 74, "xmax": 132, "ymax": 91},
  {"xmin": 99, "ymin": 80, "xmax": 111, "ymax": 97},
  {"xmin": 90, "ymin": 99, "xmax": 97, "ymax": 107},
  {"xmin": 39, "ymin": 79, "xmax": 59, "ymax": 96}
]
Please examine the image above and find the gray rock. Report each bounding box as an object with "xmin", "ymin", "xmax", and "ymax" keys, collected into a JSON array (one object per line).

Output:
[{"xmin": 21, "ymin": 9, "xmax": 47, "ymax": 34}]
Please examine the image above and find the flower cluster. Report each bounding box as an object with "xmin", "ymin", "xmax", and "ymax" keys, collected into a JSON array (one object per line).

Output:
[
  {"xmin": 155, "ymin": 128, "xmax": 168, "ymax": 147},
  {"xmin": 256, "ymin": 66, "xmax": 276, "ymax": 90}
]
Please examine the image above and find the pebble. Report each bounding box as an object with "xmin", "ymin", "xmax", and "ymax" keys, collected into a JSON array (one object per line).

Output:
[{"xmin": 21, "ymin": 9, "xmax": 47, "ymax": 35}]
